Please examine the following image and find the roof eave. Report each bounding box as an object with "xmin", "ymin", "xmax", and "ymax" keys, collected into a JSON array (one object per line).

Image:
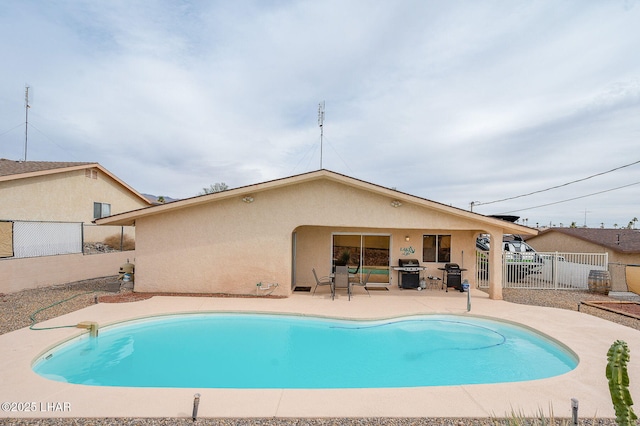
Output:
[{"xmin": 95, "ymin": 169, "xmax": 538, "ymax": 235}]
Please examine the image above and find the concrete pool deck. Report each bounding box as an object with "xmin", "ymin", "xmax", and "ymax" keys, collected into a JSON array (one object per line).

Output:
[{"xmin": 1, "ymin": 287, "xmax": 639, "ymax": 419}]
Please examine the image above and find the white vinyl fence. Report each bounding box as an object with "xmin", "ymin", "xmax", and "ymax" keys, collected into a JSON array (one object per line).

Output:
[{"xmin": 477, "ymin": 250, "xmax": 608, "ymax": 290}]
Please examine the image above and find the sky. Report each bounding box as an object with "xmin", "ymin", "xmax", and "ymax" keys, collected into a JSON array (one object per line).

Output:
[{"xmin": 1, "ymin": 1, "xmax": 640, "ymax": 229}]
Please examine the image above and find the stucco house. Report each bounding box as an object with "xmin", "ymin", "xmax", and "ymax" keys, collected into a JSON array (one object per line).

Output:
[
  {"xmin": 95, "ymin": 169, "xmax": 537, "ymax": 299},
  {"xmin": 0, "ymin": 159, "xmax": 152, "ymax": 243},
  {"xmin": 526, "ymin": 227, "xmax": 640, "ymax": 293},
  {"xmin": 526, "ymin": 228, "xmax": 640, "ymax": 263}
]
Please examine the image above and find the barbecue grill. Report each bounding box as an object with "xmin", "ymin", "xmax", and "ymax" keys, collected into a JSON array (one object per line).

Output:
[
  {"xmin": 393, "ymin": 259, "xmax": 426, "ymax": 290},
  {"xmin": 443, "ymin": 263, "xmax": 464, "ymax": 292}
]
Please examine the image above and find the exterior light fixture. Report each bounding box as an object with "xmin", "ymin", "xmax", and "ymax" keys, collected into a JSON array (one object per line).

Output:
[
  {"xmin": 242, "ymin": 196, "xmax": 254, "ymax": 203},
  {"xmin": 391, "ymin": 200, "xmax": 402, "ymax": 208},
  {"xmin": 405, "ymin": 236, "xmax": 410, "ymax": 242}
]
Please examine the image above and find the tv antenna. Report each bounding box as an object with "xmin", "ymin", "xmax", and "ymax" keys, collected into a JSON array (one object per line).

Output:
[
  {"xmin": 318, "ymin": 101, "xmax": 325, "ymax": 169},
  {"xmin": 583, "ymin": 208, "xmax": 591, "ymax": 227},
  {"xmin": 24, "ymin": 85, "xmax": 31, "ymax": 162}
]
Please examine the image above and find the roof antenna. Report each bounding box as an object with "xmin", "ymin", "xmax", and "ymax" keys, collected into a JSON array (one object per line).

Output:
[
  {"xmin": 24, "ymin": 85, "xmax": 31, "ymax": 162},
  {"xmin": 318, "ymin": 101, "xmax": 325, "ymax": 169}
]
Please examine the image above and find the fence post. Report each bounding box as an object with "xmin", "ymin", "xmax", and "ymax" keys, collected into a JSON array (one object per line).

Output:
[
  {"xmin": 120, "ymin": 226, "xmax": 124, "ymax": 251},
  {"xmin": 553, "ymin": 251, "xmax": 559, "ymax": 290}
]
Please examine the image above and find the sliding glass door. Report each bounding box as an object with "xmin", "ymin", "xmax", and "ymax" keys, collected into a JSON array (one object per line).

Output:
[{"xmin": 332, "ymin": 234, "xmax": 390, "ymax": 285}]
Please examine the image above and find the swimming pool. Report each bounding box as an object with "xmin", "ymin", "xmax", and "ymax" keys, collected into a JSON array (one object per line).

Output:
[{"xmin": 33, "ymin": 313, "xmax": 577, "ymax": 389}]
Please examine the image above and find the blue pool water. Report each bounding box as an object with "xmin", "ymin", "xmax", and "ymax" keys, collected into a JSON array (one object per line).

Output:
[{"xmin": 32, "ymin": 314, "xmax": 577, "ymax": 389}]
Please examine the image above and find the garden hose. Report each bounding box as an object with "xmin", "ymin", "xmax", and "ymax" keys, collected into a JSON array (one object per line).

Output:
[{"xmin": 29, "ymin": 290, "xmax": 98, "ymax": 331}]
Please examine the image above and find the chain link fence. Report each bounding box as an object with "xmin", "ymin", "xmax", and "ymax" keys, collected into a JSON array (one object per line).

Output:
[
  {"xmin": 1, "ymin": 220, "xmax": 82, "ymax": 259},
  {"xmin": 0, "ymin": 220, "xmax": 135, "ymax": 259}
]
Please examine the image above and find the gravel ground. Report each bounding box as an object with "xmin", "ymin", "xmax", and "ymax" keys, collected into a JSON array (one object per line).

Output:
[
  {"xmin": 497, "ymin": 288, "xmax": 640, "ymax": 331},
  {"xmin": 0, "ymin": 418, "xmax": 622, "ymax": 425},
  {"xmin": 2, "ymin": 279, "xmax": 637, "ymax": 425},
  {"xmin": 0, "ymin": 277, "xmax": 121, "ymax": 336}
]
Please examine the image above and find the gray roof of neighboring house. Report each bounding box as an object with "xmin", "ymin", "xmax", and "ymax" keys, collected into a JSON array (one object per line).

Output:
[
  {"xmin": 0, "ymin": 158, "xmax": 151, "ymax": 205},
  {"xmin": 0, "ymin": 159, "xmax": 95, "ymax": 177},
  {"xmin": 534, "ymin": 227, "xmax": 640, "ymax": 253}
]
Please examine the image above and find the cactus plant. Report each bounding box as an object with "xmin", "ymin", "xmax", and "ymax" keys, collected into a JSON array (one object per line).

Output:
[{"xmin": 605, "ymin": 340, "xmax": 637, "ymax": 425}]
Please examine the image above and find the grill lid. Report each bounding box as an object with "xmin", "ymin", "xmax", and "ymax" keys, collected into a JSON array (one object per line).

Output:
[
  {"xmin": 399, "ymin": 258, "xmax": 420, "ymax": 267},
  {"xmin": 444, "ymin": 263, "xmax": 460, "ymax": 270}
]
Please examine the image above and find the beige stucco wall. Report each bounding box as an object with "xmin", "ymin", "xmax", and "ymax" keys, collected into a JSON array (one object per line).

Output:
[
  {"xmin": 0, "ymin": 168, "xmax": 149, "ymax": 224},
  {"xmin": 0, "ymin": 251, "xmax": 133, "ymax": 293},
  {"xmin": 528, "ymin": 232, "xmax": 604, "ymax": 253},
  {"xmin": 132, "ymin": 179, "xmax": 502, "ymax": 297}
]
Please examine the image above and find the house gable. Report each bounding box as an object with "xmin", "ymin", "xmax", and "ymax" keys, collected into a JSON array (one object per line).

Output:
[{"xmin": 0, "ymin": 159, "xmax": 151, "ymax": 222}]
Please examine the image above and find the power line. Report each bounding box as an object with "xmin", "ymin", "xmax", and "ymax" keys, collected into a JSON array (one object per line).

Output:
[
  {"xmin": 475, "ymin": 159, "xmax": 640, "ymax": 207},
  {"xmin": 0, "ymin": 123, "xmax": 23, "ymax": 138},
  {"xmin": 28, "ymin": 123, "xmax": 80, "ymax": 160},
  {"xmin": 324, "ymin": 135, "xmax": 354, "ymax": 175},
  {"xmin": 497, "ymin": 180, "xmax": 640, "ymax": 214}
]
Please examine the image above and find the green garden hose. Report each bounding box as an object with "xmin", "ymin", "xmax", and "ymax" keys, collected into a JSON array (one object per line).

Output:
[{"xmin": 29, "ymin": 291, "xmax": 97, "ymax": 331}]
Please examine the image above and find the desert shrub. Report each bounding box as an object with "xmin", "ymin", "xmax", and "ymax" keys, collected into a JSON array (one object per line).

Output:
[{"xmin": 103, "ymin": 234, "xmax": 135, "ymax": 251}]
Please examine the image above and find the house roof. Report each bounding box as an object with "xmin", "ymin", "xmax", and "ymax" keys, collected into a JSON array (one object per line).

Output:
[
  {"xmin": 95, "ymin": 168, "xmax": 537, "ymax": 236},
  {"xmin": 0, "ymin": 159, "xmax": 95, "ymax": 176},
  {"xmin": 0, "ymin": 158, "xmax": 152, "ymax": 205},
  {"xmin": 532, "ymin": 227, "xmax": 640, "ymax": 253}
]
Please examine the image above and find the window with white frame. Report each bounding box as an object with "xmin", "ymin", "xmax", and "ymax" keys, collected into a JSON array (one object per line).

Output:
[{"xmin": 93, "ymin": 202, "xmax": 111, "ymax": 219}]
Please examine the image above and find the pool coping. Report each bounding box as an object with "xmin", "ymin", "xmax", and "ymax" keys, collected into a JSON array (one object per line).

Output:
[{"xmin": 1, "ymin": 288, "xmax": 639, "ymax": 419}]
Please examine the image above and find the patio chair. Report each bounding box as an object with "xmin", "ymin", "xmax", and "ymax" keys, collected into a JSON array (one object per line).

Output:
[
  {"xmin": 333, "ymin": 265, "xmax": 351, "ymax": 300},
  {"xmin": 351, "ymin": 270, "xmax": 371, "ymax": 297},
  {"xmin": 312, "ymin": 268, "xmax": 333, "ymax": 296},
  {"xmin": 348, "ymin": 263, "xmax": 360, "ymax": 276}
]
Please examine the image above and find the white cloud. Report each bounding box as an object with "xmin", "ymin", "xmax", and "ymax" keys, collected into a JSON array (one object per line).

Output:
[{"xmin": 1, "ymin": 0, "xmax": 640, "ymax": 227}]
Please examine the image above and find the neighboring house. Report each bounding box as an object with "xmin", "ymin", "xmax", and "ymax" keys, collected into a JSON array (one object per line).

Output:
[
  {"xmin": 526, "ymin": 228, "xmax": 640, "ymax": 265},
  {"xmin": 0, "ymin": 159, "xmax": 152, "ymax": 243},
  {"xmin": 96, "ymin": 169, "xmax": 537, "ymax": 299},
  {"xmin": 526, "ymin": 227, "xmax": 640, "ymax": 293}
]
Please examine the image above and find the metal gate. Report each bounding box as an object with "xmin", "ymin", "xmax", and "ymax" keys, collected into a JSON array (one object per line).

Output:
[{"xmin": 477, "ymin": 250, "xmax": 608, "ymax": 290}]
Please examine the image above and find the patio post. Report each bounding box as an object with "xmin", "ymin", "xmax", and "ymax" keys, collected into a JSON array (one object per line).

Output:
[{"xmin": 488, "ymin": 232, "xmax": 503, "ymax": 300}]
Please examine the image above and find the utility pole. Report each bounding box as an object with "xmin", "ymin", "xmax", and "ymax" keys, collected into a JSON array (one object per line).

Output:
[{"xmin": 24, "ymin": 85, "xmax": 31, "ymax": 162}]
